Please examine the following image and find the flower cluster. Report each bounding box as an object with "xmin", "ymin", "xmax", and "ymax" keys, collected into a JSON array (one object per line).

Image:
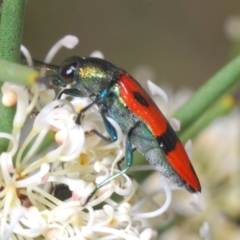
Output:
[{"xmin": 0, "ymin": 36, "xmax": 202, "ymax": 240}]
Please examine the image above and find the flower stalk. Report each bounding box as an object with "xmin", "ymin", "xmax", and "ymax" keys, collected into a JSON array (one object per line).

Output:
[
  {"xmin": 174, "ymin": 55, "xmax": 240, "ymax": 135},
  {"xmin": 0, "ymin": 0, "xmax": 26, "ymax": 151},
  {"xmin": 0, "ymin": 60, "xmax": 39, "ymax": 85},
  {"xmin": 179, "ymin": 92, "xmax": 237, "ymax": 143},
  {"xmin": 0, "ymin": 0, "xmax": 25, "ymax": 62}
]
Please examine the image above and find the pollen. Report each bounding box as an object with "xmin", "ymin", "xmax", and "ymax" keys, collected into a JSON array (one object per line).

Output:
[
  {"xmin": 108, "ymin": 218, "xmax": 116, "ymax": 226},
  {"xmin": 109, "ymin": 150, "xmax": 115, "ymax": 156},
  {"xmin": 27, "ymin": 71, "xmax": 40, "ymax": 85},
  {"xmin": 79, "ymin": 153, "xmax": 88, "ymax": 165},
  {"xmin": 128, "ymin": 198, "xmax": 135, "ymax": 205},
  {"xmin": 75, "ymin": 104, "xmax": 83, "ymax": 112}
]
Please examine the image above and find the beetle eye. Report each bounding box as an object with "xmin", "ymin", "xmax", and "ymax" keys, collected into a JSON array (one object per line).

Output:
[{"xmin": 60, "ymin": 61, "xmax": 78, "ymax": 83}]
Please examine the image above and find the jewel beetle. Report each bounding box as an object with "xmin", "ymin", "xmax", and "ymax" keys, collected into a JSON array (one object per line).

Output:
[{"xmin": 51, "ymin": 56, "xmax": 201, "ymax": 194}]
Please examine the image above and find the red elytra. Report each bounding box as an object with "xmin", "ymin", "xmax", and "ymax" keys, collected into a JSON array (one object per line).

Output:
[{"xmin": 119, "ymin": 74, "xmax": 201, "ymax": 192}]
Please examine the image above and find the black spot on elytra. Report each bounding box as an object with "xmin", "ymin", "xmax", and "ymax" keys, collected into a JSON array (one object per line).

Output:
[
  {"xmin": 133, "ymin": 91, "xmax": 149, "ymax": 107},
  {"xmin": 157, "ymin": 123, "xmax": 178, "ymax": 154}
]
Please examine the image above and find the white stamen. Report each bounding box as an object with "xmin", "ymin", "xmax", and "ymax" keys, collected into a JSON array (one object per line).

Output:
[
  {"xmin": 20, "ymin": 126, "xmax": 50, "ymax": 167},
  {"xmin": 169, "ymin": 117, "xmax": 181, "ymax": 131},
  {"xmin": 44, "ymin": 35, "xmax": 79, "ymax": 64},
  {"xmin": 20, "ymin": 45, "xmax": 33, "ymax": 66},
  {"xmin": 140, "ymin": 228, "xmax": 155, "ymax": 240},
  {"xmin": 16, "ymin": 163, "xmax": 50, "ymax": 188},
  {"xmin": 199, "ymin": 222, "xmax": 211, "ymax": 240},
  {"xmin": 224, "ymin": 15, "xmax": 240, "ymax": 41},
  {"xmin": 0, "ymin": 133, "xmax": 18, "ymax": 157},
  {"xmin": 26, "ymin": 84, "xmax": 40, "ymax": 114},
  {"xmin": 95, "ymin": 165, "xmax": 110, "ymax": 184},
  {"xmin": 190, "ymin": 193, "xmax": 202, "ymax": 212},
  {"xmin": 147, "ymin": 80, "xmax": 169, "ymax": 116},
  {"xmin": 0, "ymin": 153, "xmax": 14, "ymax": 184},
  {"xmin": 114, "ymin": 176, "xmax": 132, "ymax": 196},
  {"xmin": 132, "ymin": 176, "xmax": 172, "ymax": 218},
  {"xmin": 185, "ymin": 140, "xmax": 193, "ymax": 160},
  {"xmin": 90, "ymin": 50, "xmax": 104, "ymax": 59},
  {"xmin": 3, "ymin": 207, "xmax": 25, "ymax": 240},
  {"xmin": 58, "ymin": 126, "xmax": 85, "ymax": 162},
  {"xmin": 118, "ymin": 203, "xmax": 131, "ymax": 216},
  {"xmin": 95, "ymin": 205, "xmax": 114, "ymax": 227},
  {"xmin": 88, "ymin": 184, "xmax": 114, "ymax": 207},
  {"xmin": 90, "ymin": 226, "xmax": 140, "ymax": 240}
]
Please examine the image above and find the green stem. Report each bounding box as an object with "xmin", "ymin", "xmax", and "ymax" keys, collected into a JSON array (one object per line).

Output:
[
  {"xmin": 0, "ymin": 0, "xmax": 26, "ymax": 151},
  {"xmin": 0, "ymin": 0, "xmax": 26, "ymax": 62},
  {"xmin": 179, "ymin": 94, "xmax": 236, "ymax": 143},
  {"xmin": 0, "ymin": 60, "xmax": 39, "ymax": 85},
  {"xmin": 174, "ymin": 55, "xmax": 240, "ymax": 135}
]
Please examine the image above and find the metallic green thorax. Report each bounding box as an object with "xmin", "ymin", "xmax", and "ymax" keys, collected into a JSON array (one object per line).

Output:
[
  {"xmin": 78, "ymin": 65, "xmax": 107, "ymax": 81},
  {"xmin": 75, "ymin": 57, "xmax": 120, "ymax": 98}
]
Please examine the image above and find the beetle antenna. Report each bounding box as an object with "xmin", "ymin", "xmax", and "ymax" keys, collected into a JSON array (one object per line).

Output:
[
  {"xmin": 21, "ymin": 54, "xmax": 59, "ymax": 72},
  {"xmin": 37, "ymin": 74, "xmax": 56, "ymax": 87},
  {"xmin": 31, "ymin": 59, "xmax": 59, "ymax": 72}
]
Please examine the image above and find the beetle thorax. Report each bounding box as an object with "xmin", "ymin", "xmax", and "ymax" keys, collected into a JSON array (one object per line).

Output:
[{"xmin": 78, "ymin": 65, "xmax": 114, "ymax": 96}]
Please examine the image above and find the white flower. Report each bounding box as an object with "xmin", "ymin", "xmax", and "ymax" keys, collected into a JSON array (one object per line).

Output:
[{"xmin": 0, "ymin": 35, "xmax": 202, "ymax": 239}]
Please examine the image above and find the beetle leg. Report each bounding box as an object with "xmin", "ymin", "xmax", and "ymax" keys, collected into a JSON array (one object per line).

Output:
[
  {"xmin": 84, "ymin": 112, "xmax": 117, "ymax": 142},
  {"xmin": 96, "ymin": 122, "xmax": 140, "ymax": 187},
  {"xmin": 85, "ymin": 129, "xmax": 114, "ymax": 142},
  {"xmin": 75, "ymin": 100, "xmax": 98, "ymax": 125},
  {"xmin": 100, "ymin": 112, "xmax": 117, "ymax": 141},
  {"xmin": 75, "ymin": 88, "xmax": 110, "ymax": 124},
  {"xmin": 90, "ymin": 138, "xmax": 135, "ymax": 194},
  {"xmin": 82, "ymin": 122, "xmax": 140, "ymax": 206},
  {"xmin": 117, "ymin": 147, "xmax": 136, "ymax": 170},
  {"xmin": 92, "ymin": 124, "xmax": 137, "ymax": 193},
  {"xmin": 58, "ymin": 86, "xmax": 117, "ymax": 142}
]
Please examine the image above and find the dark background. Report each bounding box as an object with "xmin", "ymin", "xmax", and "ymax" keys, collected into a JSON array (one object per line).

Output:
[{"xmin": 21, "ymin": 1, "xmax": 240, "ymax": 90}]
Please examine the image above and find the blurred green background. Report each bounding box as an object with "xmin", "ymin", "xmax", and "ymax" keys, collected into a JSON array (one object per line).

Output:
[{"xmin": 21, "ymin": 0, "xmax": 240, "ymax": 90}]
